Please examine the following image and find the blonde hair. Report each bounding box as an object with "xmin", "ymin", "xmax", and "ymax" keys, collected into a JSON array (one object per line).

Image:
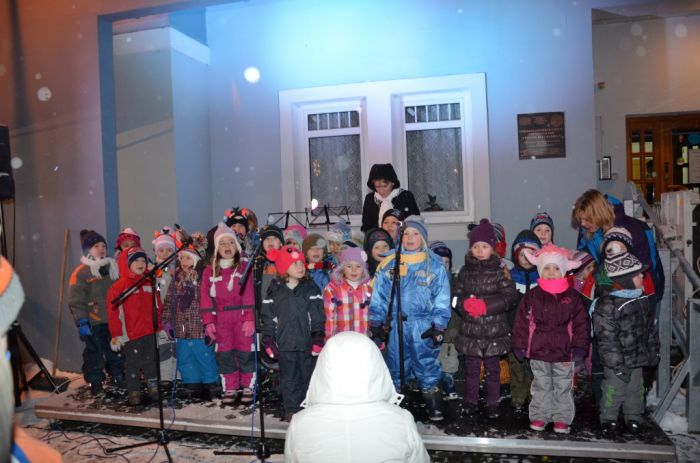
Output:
[{"xmin": 571, "ymin": 189, "xmax": 615, "ymax": 238}]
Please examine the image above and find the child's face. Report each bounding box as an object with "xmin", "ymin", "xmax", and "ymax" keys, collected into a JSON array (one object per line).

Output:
[
  {"xmin": 402, "ymin": 228, "xmax": 422, "ymax": 252},
  {"xmin": 231, "ymin": 223, "xmax": 247, "ymax": 237},
  {"xmin": 471, "ymin": 242, "xmax": 493, "ymax": 261},
  {"xmin": 286, "ymin": 260, "xmax": 306, "ymax": 280},
  {"xmin": 329, "ymin": 240, "xmax": 342, "ymax": 255},
  {"xmin": 89, "ymin": 242, "xmax": 107, "ymax": 260},
  {"xmin": 343, "ymin": 261, "xmax": 364, "ymax": 282},
  {"xmin": 632, "ymin": 273, "xmax": 644, "ymax": 289},
  {"xmin": 155, "ymin": 246, "xmax": 171, "ymax": 262},
  {"xmin": 179, "ymin": 253, "xmax": 195, "ymax": 270},
  {"xmin": 263, "ymin": 236, "xmax": 282, "ymax": 252},
  {"xmin": 604, "ymin": 241, "xmax": 628, "ymax": 257},
  {"xmin": 540, "ymin": 263, "xmax": 563, "ymax": 279},
  {"xmin": 440, "ymin": 256, "xmax": 451, "ymax": 273},
  {"xmin": 217, "ymin": 236, "xmax": 238, "ymax": 259},
  {"xmin": 285, "ymin": 238, "xmax": 301, "ymax": 249},
  {"xmin": 517, "ymin": 249, "xmax": 534, "ymax": 269},
  {"xmin": 130, "ymin": 257, "xmax": 147, "ymax": 275},
  {"xmin": 578, "ymin": 261, "xmax": 595, "ymax": 280},
  {"xmin": 371, "ymin": 240, "xmax": 390, "ymax": 262},
  {"xmin": 120, "ymin": 239, "xmax": 136, "ymax": 250},
  {"xmin": 373, "ymin": 179, "xmax": 394, "ymax": 197},
  {"xmin": 306, "ymin": 247, "xmax": 324, "ymax": 264},
  {"xmin": 533, "ymin": 224, "xmax": 552, "ymax": 246},
  {"xmin": 382, "ymin": 216, "xmax": 400, "ymax": 239}
]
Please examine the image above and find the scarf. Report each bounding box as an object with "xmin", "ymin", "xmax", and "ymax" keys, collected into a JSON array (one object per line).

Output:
[
  {"xmin": 538, "ymin": 277, "xmax": 569, "ymax": 295},
  {"xmin": 374, "ymin": 188, "xmax": 402, "ymax": 226},
  {"xmin": 80, "ymin": 255, "xmax": 119, "ymax": 280}
]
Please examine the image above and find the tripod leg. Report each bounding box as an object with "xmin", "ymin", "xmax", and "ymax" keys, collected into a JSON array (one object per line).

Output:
[
  {"xmin": 15, "ymin": 325, "xmax": 61, "ymax": 391},
  {"xmin": 7, "ymin": 328, "xmax": 24, "ymax": 406}
]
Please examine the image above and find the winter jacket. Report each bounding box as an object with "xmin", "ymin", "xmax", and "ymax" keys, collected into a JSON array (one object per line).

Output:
[
  {"xmin": 199, "ymin": 263, "xmax": 255, "ymax": 326},
  {"xmin": 262, "ymin": 278, "xmax": 325, "ymax": 351},
  {"xmin": 307, "ymin": 263, "xmax": 331, "ymax": 292},
  {"xmin": 512, "ymin": 285, "xmax": 590, "ymax": 362},
  {"xmin": 284, "ymin": 332, "xmax": 430, "ymax": 463},
  {"xmin": 592, "ymin": 289, "xmax": 660, "ymax": 370},
  {"xmin": 107, "ymin": 250, "xmax": 162, "ymax": 341},
  {"xmin": 454, "ymin": 254, "xmax": 519, "ymax": 357},
  {"xmin": 361, "ymin": 189, "xmax": 420, "ymax": 232},
  {"xmin": 162, "ymin": 268, "xmax": 204, "ymax": 339},
  {"xmin": 68, "ymin": 259, "xmax": 118, "ymax": 326},
  {"xmin": 323, "ymin": 278, "xmax": 372, "ymax": 339}
]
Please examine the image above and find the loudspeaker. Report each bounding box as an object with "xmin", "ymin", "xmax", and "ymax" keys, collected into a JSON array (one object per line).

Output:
[{"xmin": 0, "ymin": 125, "xmax": 15, "ymax": 200}]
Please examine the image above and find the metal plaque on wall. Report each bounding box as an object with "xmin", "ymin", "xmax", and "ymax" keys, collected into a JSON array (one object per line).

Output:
[{"xmin": 517, "ymin": 112, "xmax": 566, "ymax": 160}]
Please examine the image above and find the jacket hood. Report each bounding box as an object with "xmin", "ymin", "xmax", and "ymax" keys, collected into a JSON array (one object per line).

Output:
[
  {"xmin": 302, "ymin": 331, "xmax": 401, "ymax": 407},
  {"xmin": 511, "ymin": 230, "xmax": 541, "ymax": 269}
]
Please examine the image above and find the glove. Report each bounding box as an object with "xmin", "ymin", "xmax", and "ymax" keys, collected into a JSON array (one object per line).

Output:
[
  {"xmin": 572, "ymin": 347, "xmax": 587, "ymax": 363},
  {"xmin": 77, "ymin": 318, "xmax": 92, "ymax": 338},
  {"xmin": 242, "ymin": 321, "xmax": 255, "ymax": 337},
  {"xmin": 262, "ymin": 336, "xmax": 280, "ymax": 360},
  {"xmin": 205, "ymin": 323, "xmax": 217, "ymax": 342},
  {"xmin": 163, "ymin": 321, "xmax": 175, "ymax": 341},
  {"xmin": 420, "ymin": 324, "xmax": 445, "ymax": 347},
  {"xmin": 369, "ymin": 325, "xmax": 387, "ymax": 350},
  {"xmin": 463, "ymin": 296, "xmax": 487, "ymax": 318},
  {"xmin": 311, "ymin": 331, "xmax": 325, "ymax": 356},
  {"xmin": 512, "ymin": 348, "xmax": 526, "ymax": 362},
  {"xmin": 614, "ymin": 366, "xmax": 631, "ymax": 383},
  {"xmin": 110, "ymin": 336, "xmax": 127, "ymax": 352}
]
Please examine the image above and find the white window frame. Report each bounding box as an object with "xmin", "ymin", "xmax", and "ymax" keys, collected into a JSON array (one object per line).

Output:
[{"xmin": 279, "ymin": 74, "xmax": 490, "ymax": 241}]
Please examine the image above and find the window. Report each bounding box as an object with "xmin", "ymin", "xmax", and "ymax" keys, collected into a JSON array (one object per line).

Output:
[{"xmin": 279, "ymin": 74, "xmax": 489, "ymax": 239}]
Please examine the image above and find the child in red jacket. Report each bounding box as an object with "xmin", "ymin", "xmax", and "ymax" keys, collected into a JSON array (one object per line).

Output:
[{"xmin": 108, "ymin": 247, "xmax": 162, "ymax": 406}]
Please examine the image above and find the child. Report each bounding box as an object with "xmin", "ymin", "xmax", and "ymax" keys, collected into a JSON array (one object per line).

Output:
[
  {"xmin": 323, "ymin": 247, "xmax": 372, "ymax": 339},
  {"xmin": 108, "ymin": 247, "xmax": 162, "ymax": 406},
  {"xmin": 326, "ymin": 222, "xmax": 352, "ymax": 267},
  {"xmin": 302, "ymin": 233, "xmax": 331, "ymax": 291},
  {"xmin": 455, "ymin": 219, "xmax": 519, "ymax": 419},
  {"xmin": 260, "ymin": 224, "xmax": 284, "ymax": 299},
  {"xmin": 594, "ymin": 252, "xmax": 659, "ymax": 434},
  {"xmin": 512, "ymin": 244, "xmax": 590, "ymax": 434},
  {"xmin": 114, "ymin": 227, "xmax": 141, "ymax": 260},
  {"xmin": 364, "ymin": 228, "xmax": 394, "ymax": 278},
  {"xmin": 381, "ymin": 209, "xmax": 404, "ymax": 243},
  {"xmin": 200, "ymin": 223, "xmax": 255, "ymax": 405},
  {"xmin": 261, "ymin": 245, "xmax": 326, "ymax": 420},
  {"xmin": 492, "ymin": 223, "xmax": 508, "ymax": 260},
  {"xmin": 68, "ymin": 229, "xmax": 124, "ymax": 394},
  {"xmin": 153, "ymin": 227, "xmax": 178, "ymax": 383},
  {"xmin": 530, "ymin": 212, "xmax": 554, "ymax": 246},
  {"xmin": 225, "ymin": 207, "xmax": 257, "ymax": 256},
  {"xmin": 369, "ymin": 216, "xmax": 451, "ymax": 421},
  {"xmin": 361, "ymin": 163, "xmax": 420, "ymax": 232},
  {"xmin": 161, "ymin": 246, "xmax": 219, "ymax": 400},
  {"xmin": 284, "ymin": 224, "xmax": 307, "ymax": 250}
]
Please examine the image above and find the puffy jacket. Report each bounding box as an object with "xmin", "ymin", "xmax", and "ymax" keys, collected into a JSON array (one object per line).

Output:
[
  {"xmin": 284, "ymin": 332, "xmax": 430, "ymax": 463},
  {"xmin": 199, "ymin": 263, "xmax": 254, "ymax": 326},
  {"xmin": 107, "ymin": 250, "xmax": 162, "ymax": 341},
  {"xmin": 593, "ymin": 289, "xmax": 660, "ymax": 370},
  {"xmin": 512, "ymin": 285, "xmax": 590, "ymax": 362},
  {"xmin": 68, "ymin": 260, "xmax": 118, "ymax": 326},
  {"xmin": 454, "ymin": 254, "xmax": 519, "ymax": 357},
  {"xmin": 262, "ymin": 278, "xmax": 325, "ymax": 351}
]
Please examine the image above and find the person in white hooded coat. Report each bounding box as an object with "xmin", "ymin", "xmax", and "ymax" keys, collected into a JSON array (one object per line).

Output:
[{"xmin": 284, "ymin": 331, "xmax": 430, "ymax": 463}]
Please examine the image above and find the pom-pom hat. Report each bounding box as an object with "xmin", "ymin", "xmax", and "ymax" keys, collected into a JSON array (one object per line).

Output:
[{"xmin": 267, "ymin": 245, "xmax": 306, "ymax": 275}]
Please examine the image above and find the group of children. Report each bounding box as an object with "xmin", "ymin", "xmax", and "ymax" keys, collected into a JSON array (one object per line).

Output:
[{"xmin": 68, "ymin": 200, "xmax": 659, "ymax": 433}]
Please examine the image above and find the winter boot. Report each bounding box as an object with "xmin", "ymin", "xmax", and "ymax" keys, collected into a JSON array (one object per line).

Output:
[
  {"xmin": 239, "ymin": 387, "xmax": 254, "ymax": 406},
  {"xmin": 127, "ymin": 391, "xmax": 143, "ymax": 406},
  {"xmin": 463, "ymin": 402, "xmax": 478, "ymax": 417},
  {"xmin": 203, "ymin": 382, "xmax": 220, "ymax": 401},
  {"xmin": 221, "ymin": 389, "xmax": 239, "ymax": 406},
  {"xmin": 90, "ymin": 381, "xmax": 104, "ymax": 396},
  {"xmin": 147, "ymin": 380, "xmax": 161, "ymax": 403},
  {"xmin": 422, "ymin": 387, "xmax": 445, "ymax": 422},
  {"xmin": 486, "ymin": 403, "xmax": 501, "ymax": 419},
  {"xmin": 181, "ymin": 383, "xmax": 203, "ymax": 400}
]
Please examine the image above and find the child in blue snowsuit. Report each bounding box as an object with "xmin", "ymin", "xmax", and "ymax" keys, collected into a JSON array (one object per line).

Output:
[{"xmin": 369, "ymin": 216, "xmax": 451, "ymax": 421}]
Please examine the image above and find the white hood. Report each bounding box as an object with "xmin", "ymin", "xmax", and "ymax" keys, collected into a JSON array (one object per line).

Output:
[{"xmin": 302, "ymin": 331, "xmax": 401, "ymax": 407}]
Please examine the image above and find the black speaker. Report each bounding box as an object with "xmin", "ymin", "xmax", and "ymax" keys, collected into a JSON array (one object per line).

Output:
[{"xmin": 0, "ymin": 125, "xmax": 15, "ymax": 200}]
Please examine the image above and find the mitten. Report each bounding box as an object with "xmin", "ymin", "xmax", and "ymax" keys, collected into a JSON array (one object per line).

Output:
[
  {"xmin": 163, "ymin": 321, "xmax": 174, "ymax": 341},
  {"xmin": 205, "ymin": 323, "xmax": 217, "ymax": 341},
  {"xmin": 614, "ymin": 366, "xmax": 631, "ymax": 384},
  {"xmin": 369, "ymin": 324, "xmax": 387, "ymax": 350},
  {"xmin": 110, "ymin": 336, "xmax": 127, "ymax": 352},
  {"xmin": 463, "ymin": 296, "xmax": 487, "ymax": 318},
  {"xmin": 311, "ymin": 331, "xmax": 325, "ymax": 356},
  {"xmin": 242, "ymin": 321, "xmax": 255, "ymax": 337},
  {"xmin": 262, "ymin": 336, "xmax": 280, "ymax": 360},
  {"xmin": 512, "ymin": 348, "xmax": 526, "ymax": 362},
  {"xmin": 77, "ymin": 318, "xmax": 92, "ymax": 338},
  {"xmin": 571, "ymin": 347, "xmax": 587, "ymax": 363},
  {"xmin": 420, "ymin": 324, "xmax": 445, "ymax": 347}
]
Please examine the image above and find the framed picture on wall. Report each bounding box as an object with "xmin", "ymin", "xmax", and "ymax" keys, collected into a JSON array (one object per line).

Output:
[{"xmin": 598, "ymin": 156, "xmax": 612, "ymax": 180}]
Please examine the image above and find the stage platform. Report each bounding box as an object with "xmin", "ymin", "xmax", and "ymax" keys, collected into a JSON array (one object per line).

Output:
[{"xmin": 34, "ymin": 383, "xmax": 676, "ymax": 461}]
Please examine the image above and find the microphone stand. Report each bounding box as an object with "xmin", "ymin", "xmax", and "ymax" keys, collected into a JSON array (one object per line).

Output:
[
  {"xmin": 385, "ymin": 225, "xmax": 406, "ymax": 392},
  {"xmin": 214, "ymin": 240, "xmax": 271, "ymax": 461},
  {"xmin": 106, "ymin": 238, "xmax": 191, "ymax": 462}
]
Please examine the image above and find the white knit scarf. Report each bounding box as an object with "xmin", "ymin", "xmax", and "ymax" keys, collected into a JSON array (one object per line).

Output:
[
  {"xmin": 210, "ymin": 258, "xmax": 236, "ymax": 298},
  {"xmin": 80, "ymin": 255, "xmax": 119, "ymax": 280},
  {"xmin": 374, "ymin": 188, "xmax": 402, "ymax": 227}
]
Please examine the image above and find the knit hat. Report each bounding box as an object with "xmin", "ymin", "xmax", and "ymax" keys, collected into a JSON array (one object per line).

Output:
[
  {"xmin": 302, "ymin": 233, "xmax": 327, "ymax": 256},
  {"xmin": 429, "ymin": 241, "xmax": 452, "ymax": 261},
  {"xmin": 492, "ymin": 223, "xmax": 507, "ymax": 258},
  {"xmin": 530, "ymin": 212, "xmax": 555, "ymax": 238},
  {"xmin": 603, "ymin": 227, "xmax": 634, "ymax": 258},
  {"xmin": 404, "ymin": 215, "xmax": 428, "ymax": 244},
  {"xmin": 326, "ymin": 222, "xmax": 352, "ymax": 243},
  {"xmin": 284, "ymin": 224, "xmax": 308, "ymax": 247},
  {"xmin": 152, "ymin": 227, "xmax": 177, "ymax": 252},
  {"xmin": 80, "ymin": 229, "xmax": 106, "ymax": 254},
  {"xmin": 213, "ymin": 222, "xmax": 241, "ymax": 256},
  {"xmin": 605, "ymin": 252, "xmax": 645, "ymax": 287},
  {"xmin": 333, "ymin": 247, "xmax": 369, "ymax": 282},
  {"xmin": 126, "ymin": 247, "xmax": 148, "ymax": 268},
  {"xmin": 224, "ymin": 207, "xmax": 249, "ymax": 232},
  {"xmin": 260, "ymin": 224, "xmax": 284, "ymax": 244},
  {"xmin": 267, "ymin": 245, "xmax": 305, "ymax": 275},
  {"xmin": 381, "ymin": 208, "xmax": 404, "ymax": 225},
  {"xmin": 367, "ymin": 163, "xmax": 400, "ymax": 190},
  {"xmin": 364, "ymin": 228, "xmax": 394, "ymax": 256},
  {"xmin": 115, "ymin": 227, "xmax": 141, "ymax": 250},
  {"xmin": 524, "ymin": 243, "xmax": 581, "ymax": 277},
  {"xmin": 0, "ymin": 256, "xmax": 24, "ymax": 335},
  {"xmin": 511, "ymin": 230, "xmax": 542, "ymax": 268},
  {"xmin": 468, "ymin": 218, "xmax": 497, "ymax": 248}
]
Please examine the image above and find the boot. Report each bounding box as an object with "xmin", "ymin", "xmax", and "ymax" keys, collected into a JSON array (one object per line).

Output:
[
  {"xmin": 422, "ymin": 387, "xmax": 445, "ymax": 422},
  {"xmin": 221, "ymin": 389, "xmax": 239, "ymax": 406},
  {"xmin": 202, "ymin": 382, "xmax": 220, "ymax": 401},
  {"xmin": 127, "ymin": 391, "xmax": 143, "ymax": 406},
  {"xmin": 147, "ymin": 381, "xmax": 161, "ymax": 403},
  {"xmin": 181, "ymin": 383, "xmax": 203, "ymax": 400},
  {"xmin": 239, "ymin": 387, "xmax": 254, "ymax": 406}
]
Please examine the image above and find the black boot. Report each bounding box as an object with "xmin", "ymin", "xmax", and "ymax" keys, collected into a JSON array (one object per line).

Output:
[{"xmin": 422, "ymin": 387, "xmax": 445, "ymax": 422}]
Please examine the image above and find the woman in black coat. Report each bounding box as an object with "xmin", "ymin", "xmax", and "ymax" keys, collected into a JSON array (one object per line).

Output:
[{"xmin": 360, "ymin": 163, "xmax": 420, "ymax": 232}]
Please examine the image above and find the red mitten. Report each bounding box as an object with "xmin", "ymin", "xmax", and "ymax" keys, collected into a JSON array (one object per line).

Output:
[
  {"xmin": 463, "ymin": 296, "xmax": 487, "ymax": 318},
  {"xmin": 205, "ymin": 323, "xmax": 217, "ymax": 341}
]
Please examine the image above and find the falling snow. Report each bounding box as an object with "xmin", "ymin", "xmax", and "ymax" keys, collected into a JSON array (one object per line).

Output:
[
  {"xmin": 636, "ymin": 45, "xmax": 647, "ymax": 57},
  {"xmin": 10, "ymin": 157, "xmax": 23, "ymax": 169},
  {"xmin": 37, "ymin": 86, "xmax": 52, "ymax": 101},
  {"xmin": 630, "ymin": 23, "xmax": 643, "ymax": 37},
  {"xmin": 675, "ymin": 24, "xmax": 688, "ymax": 38}
]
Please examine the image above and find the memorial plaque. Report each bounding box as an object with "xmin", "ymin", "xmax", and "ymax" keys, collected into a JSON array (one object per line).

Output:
[{"xmin": 517, "ymin": 112, "xmax": 566, "ymax": 159}]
